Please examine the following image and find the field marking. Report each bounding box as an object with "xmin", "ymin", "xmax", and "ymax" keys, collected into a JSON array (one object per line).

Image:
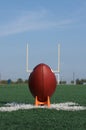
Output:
[{"xmin": 0, "ymin": 102, "xmax": 86, "ymax": 112}]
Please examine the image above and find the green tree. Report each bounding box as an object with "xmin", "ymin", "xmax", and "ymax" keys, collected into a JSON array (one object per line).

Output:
[{"xmin": 17, "ymin": 78, "xmax": 23, "ymax": 84}]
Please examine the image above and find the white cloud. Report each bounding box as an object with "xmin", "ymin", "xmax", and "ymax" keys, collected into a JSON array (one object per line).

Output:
[{"xmin": 0, "ymin": 10, "xmax": 73, "ymax": 37}]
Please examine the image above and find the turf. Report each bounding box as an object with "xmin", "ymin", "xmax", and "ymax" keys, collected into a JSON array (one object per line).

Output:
[
  {"xmin": 0, "ymin": 109, "xmax": 86, "ymax": 130},
  {"xmin": 51, "ymin": 85, "xmax": 86, "ymax": 106},
  {"xmin": 0, "ymin": 84, "xmax": 34, "ymax": 106},
  {"xmin": 0, "ymin": 84, "xmax": 86, "ymax": 130}
]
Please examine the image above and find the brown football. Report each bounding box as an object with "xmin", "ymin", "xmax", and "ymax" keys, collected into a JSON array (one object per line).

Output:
[{"xmin": 28, "ymin": 63, "xmax": 57, "ymax": 102}]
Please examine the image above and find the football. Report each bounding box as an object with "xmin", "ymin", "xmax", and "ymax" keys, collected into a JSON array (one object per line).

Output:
[{"xmin": 28, "ymin": 63, "xmax": 57, "ymax": 102}]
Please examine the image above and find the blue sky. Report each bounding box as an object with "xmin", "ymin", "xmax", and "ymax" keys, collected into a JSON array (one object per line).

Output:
[{"xmin": 0, "ymin": 0, "xmax": 86, "ymax": 82}]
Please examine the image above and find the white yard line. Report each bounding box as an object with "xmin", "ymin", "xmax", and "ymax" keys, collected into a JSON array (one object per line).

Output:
[{"xmin": 0, "ymin": 102, "xmax": 86, "ymax": 112}]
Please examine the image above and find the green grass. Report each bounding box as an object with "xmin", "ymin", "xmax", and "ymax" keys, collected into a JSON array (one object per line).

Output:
[
  {"xmin": 0, "ymin": 84, "xmax": 86, "ymax": 130},
  {"xmin": 0, "ymin": 109, "xmax": 86, "ymax": 130},
  {"xmin": 0, "ymin": 84, "xmax": 34, "ymax": 106},
  {"xmin": 51, "ymin": 85, "xmax": 86, "ymax": 106}
]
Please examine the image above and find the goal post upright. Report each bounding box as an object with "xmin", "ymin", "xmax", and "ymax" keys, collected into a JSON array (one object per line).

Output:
[
  {"xmin": 26, "ymin": 43, "xmax": 32, "ymax": 73},
  {"xmin": 57, "ymin": 44, "xmax": 60, "ymax": 84}
]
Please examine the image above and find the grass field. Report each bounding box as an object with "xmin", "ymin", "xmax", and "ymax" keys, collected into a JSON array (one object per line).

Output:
[{"xmin": 0, "ymin": 84, "xmax": 86, "ymax": 130}]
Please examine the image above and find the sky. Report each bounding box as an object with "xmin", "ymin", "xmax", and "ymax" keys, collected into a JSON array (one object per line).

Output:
[{"xmin": 0, "ymin": 0, "xmax": 86, "ymax": 82}]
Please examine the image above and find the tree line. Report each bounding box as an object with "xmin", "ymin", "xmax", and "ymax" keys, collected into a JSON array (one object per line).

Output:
[
  {"xmin": 75, "ymin": 79, "xmax": 86, "ymax": 85},
  {"xmin": 0, "ymin": 78, "xmax": 28, "ymax": 84},
  {"xmin": 60, "ymin": 79, "xmax": 86, "ymax": 85},
  {"xmin": 0, "ymin": 78, "xmax": 86, "ymax": 85}
]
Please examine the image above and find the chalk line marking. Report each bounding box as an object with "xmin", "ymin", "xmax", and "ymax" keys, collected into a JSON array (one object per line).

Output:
[{"xmin": 0, "ymin": 102, "xmax": 86, "ymax": 112}]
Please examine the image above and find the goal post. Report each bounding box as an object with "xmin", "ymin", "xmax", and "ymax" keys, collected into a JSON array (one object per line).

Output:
[{"xmin": 26, "ymin": 43, "xmax": 61, "ymax": 84}]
